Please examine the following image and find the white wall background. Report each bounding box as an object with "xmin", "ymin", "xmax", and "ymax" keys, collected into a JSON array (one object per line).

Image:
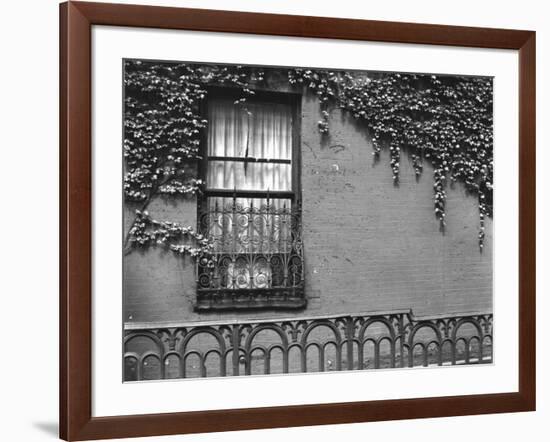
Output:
[{"xmin": 0, "ymin": 0, "xmax": 545, "ymax": 441}]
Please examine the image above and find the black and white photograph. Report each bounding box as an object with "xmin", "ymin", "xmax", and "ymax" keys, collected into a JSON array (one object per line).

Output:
[{"xmin": 122, "ymin": 59, "xmax": 494, "ymax": 381}]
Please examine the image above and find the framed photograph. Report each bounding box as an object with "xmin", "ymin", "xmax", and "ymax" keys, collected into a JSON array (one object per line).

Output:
[{"xmin": 60, "ymin": 1, "xmax": 536, "ymax": 440}]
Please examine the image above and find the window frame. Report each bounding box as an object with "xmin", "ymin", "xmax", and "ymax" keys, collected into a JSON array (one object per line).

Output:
[{"xmin": 195, "ymin": 85, "xmax": 304, "ymax": 311}]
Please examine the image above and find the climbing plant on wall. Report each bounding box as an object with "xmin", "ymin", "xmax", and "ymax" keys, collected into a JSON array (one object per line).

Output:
[
  {"xmin": 288, "ymin": 69, "xmax": 493, "ymax": 250},
  {"xmin": 124, "ymin": 60, "xmax": 493, "ymax": 257},
  {"xmin": 123, "ymin": 60, "xmax": 264, "ymax": 257}
]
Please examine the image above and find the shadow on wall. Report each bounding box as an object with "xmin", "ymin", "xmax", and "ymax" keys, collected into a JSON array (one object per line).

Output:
[{"xmin": 33, "ymin": 422, "xmax": 58, "ymax": 438}]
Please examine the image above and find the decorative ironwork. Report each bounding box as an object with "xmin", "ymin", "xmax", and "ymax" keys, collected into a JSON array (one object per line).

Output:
[
  {"xmin": 124, "ymin": 310, "xmax": 493, "ymax": 381},
  {"xmin": 195, "ymin": 195, "xmax": 305, "ymax": 310}
]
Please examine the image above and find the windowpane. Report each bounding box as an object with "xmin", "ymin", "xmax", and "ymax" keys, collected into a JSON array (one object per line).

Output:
[
  {"xmin": 207, "ymin": 161, "xmax": 291, "ymax": 191},
  {"xmin": 208, "ymin": 98, "xmax": 292, "ymax": 160}
]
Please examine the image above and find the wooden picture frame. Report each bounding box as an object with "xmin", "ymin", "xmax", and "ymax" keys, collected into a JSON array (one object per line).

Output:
[{"xmin": 59, "ymin": 1, "xmax": 536, "ymax": 440}]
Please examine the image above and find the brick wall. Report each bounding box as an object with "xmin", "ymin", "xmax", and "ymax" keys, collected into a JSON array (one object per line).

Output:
[{"xmin": 124, "ymin": 80, "xmax": 493, "ymax": 326}]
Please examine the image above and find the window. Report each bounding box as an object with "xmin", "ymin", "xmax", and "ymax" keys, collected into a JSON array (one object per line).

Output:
[{"xmin": 196, "ymin": 88, "xmax": 305, "ymax": 311}]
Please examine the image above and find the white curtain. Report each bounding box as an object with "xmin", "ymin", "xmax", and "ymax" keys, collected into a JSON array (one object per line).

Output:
[{"xmin": 207, "ymin": 98, "xmax": 292, "ymax": 192}]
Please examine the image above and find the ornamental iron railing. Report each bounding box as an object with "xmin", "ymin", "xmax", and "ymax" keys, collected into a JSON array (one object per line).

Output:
[
  {"xmin": 124, "ymin": 310, "xmax": 493, "ymax": 381},
  {"xmin": 195, "ymin": 196, "xmax": 305, "ymax": 310}
]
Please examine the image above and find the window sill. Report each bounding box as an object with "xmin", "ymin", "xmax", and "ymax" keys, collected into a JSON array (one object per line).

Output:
[{"xmin": 194, "ymin": 286, "xmax": 306, "ymax": 311}]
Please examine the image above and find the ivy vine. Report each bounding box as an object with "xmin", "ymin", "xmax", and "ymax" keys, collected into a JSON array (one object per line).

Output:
[
  {"xmin": 124, "ymin": 60, "xmax": 492, "ymax": 256},
  {"xmin": 288, "ymin": 69, "xmax": 493, "ymax": 250},
  {"xmin": 124, "ymin": 61, "xmax": 264, "ymax": 257}
]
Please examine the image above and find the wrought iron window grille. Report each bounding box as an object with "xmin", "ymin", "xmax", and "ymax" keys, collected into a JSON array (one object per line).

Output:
[{"xmin": 195, "ymin": 192, "xmax": 306, "ymax": 311}]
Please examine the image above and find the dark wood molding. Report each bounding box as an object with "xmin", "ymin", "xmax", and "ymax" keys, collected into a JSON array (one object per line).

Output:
[
  {"xmin": 517, "ymin": 33, "xmax": 536, "ymax": 410},
  {"xmin": 60, "ymin": 2, "xmax": 93, "ymax": 440},
  {"xmin": 73, "ymin": 1, "xmax": 532, "ymax": 49},
  {"xmin": 60, "ymin": 1, "xmax": 536, "ymax": 440}
]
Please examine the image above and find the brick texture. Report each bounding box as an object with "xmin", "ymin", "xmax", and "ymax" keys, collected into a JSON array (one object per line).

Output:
[{"xmin": 124, "ymin": 81, "xmax": 492, "ymax": 326}]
